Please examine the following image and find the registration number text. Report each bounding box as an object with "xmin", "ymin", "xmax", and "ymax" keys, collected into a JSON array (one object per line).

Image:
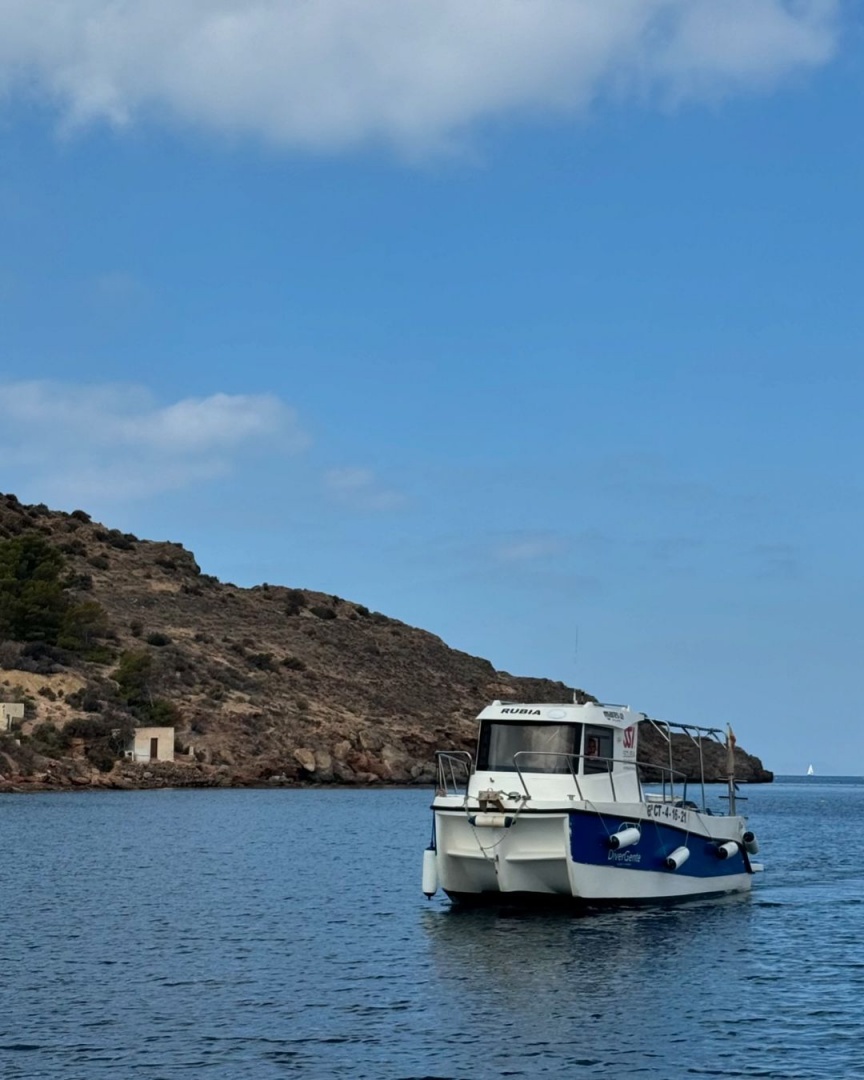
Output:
[{"xmin": 645, "ymin": 802, "xmax": 690, "ymax": 825}]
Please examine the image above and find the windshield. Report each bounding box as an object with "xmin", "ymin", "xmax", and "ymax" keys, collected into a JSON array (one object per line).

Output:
[{"xmin": 477, "ymin": 721, "xmax": 581, "ymax": 773}]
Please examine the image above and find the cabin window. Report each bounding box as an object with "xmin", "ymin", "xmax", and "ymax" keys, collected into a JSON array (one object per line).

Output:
[
  {"xmin": 583, "ymin": 725, "xmax": 614, "ymax": 774},
  {"xmin": 477, "ymin": 721, "xmax": 581, "ymax": 773}
]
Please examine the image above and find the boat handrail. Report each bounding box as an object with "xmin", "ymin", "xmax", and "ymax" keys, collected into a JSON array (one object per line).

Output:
[
  {"xmin": 511, "ymin": 751, "xmax": 605, "ymax": 801},
  {"xmin": 644, "ymin": 716, "xmax": 724, "ymax": 738},
  {"xmin": 507, "ymin": 751, "xmax": 690, "ymax": 805},
  {"xmin": 435, "ymin": 750, "xmax": 473, "ymax": 796},
  {"xmin": 643, "ymin": 717, "xmax": 725, "ymax": 806},
  {"xmin": 436, "ymin": 747, "xmax": 699, "ymax": 808},
  {"xmin": 637, "ymin": 759, "xmax": 692, "ymax": 807}
]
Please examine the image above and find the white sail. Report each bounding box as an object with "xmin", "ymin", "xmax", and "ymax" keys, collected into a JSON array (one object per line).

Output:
[{"xmin": 806, "ymin": 764, "xmax": 814, "ymax": 776}]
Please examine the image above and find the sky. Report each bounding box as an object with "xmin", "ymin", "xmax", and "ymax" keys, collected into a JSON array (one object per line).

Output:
[{"xmin": 1, "ymin": 0, "xmax": 862, "ymax": 776}]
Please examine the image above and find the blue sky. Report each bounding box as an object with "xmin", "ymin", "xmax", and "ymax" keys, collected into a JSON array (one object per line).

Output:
[{"xmin": 1, "ymin": 1, "xmax": 861, "ymax": 775}]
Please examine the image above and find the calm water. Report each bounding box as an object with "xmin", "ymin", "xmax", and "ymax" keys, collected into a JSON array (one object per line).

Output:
[{"xmin": 1, "ymin": 777, "xmax": 863, "ymax": 1079}]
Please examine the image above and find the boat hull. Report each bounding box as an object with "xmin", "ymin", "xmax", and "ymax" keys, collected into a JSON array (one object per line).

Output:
[{"xmin": 433, "ymin": 805, "xmax": 753, "ymax": 906}]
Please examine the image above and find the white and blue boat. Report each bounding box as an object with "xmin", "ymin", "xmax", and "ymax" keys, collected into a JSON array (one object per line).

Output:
[{"xmin": 422, "ymin": 700, "xmax": 761, "ymax": 906}]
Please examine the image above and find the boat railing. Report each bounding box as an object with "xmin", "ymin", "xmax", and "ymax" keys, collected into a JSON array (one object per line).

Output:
[
  {"xmin": 435, "ymin": 750, "xmax": 474, "ymax": 796},
  {"xmin": 435, "ymin": 749, "xmax": 694, "ymax": 807},
  {"xmin": 637, "ymin": 760, "xmax": 692, "ymax": 807},
  {"xmin": 511, "ymin": 751, "xmax": 593, "ymax": 801},
  {"xmin": 643, "ymin": 717, "xmax": 727, "ymax": 812},
  {"xmin": 510, "ymin": 751, "xmax": 691, "ymax": 805}
]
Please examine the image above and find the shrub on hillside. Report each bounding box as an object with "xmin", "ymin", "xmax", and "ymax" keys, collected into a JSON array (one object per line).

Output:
[
  {"xmin": 284, "ymin": 589, "xmax": 307, "ymax": 616},
  {"xmin": 93, "ymin": 529, "xmax": 135, "ymax": 550},
  {"xmin": 144, "ymin": 699, "xmax": 181, "ymax": 726},
  {"xmin": 247, "ymin": 652, "xmax": 276, "ymax": 671},
  {"xmin": 65, "ymin": 572, "xmax": 93, "ymax": 591},
  {"xmin": 29, "ymin": 722, "xmax": 69, "ymax": 756},
  {"xmin": 64, "ymin": 713, "xmax": 134, "ymax": 772},
  {"xmin": 20, "ymin": 641, "xmax": 69, "ymax": 666}
]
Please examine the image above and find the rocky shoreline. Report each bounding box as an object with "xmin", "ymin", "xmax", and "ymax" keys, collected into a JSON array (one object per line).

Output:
[
  {"xmin": 0, "ymin": 748, "xmax": 441, "ymax": 793},
  {"xmin": 0, "ymin": 735, "xmax": 771, "ymax": 794}
]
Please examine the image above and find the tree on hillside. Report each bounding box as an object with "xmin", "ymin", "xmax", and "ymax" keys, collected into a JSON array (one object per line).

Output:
[
  {"xmin": 113, "ymin": 650, "xmax": 154, "ymax": 707},
  {"xmin": 0, "ymin": 534, "xmax": 111, "ymax": 658},
  {"xmin": 59, "ymin": 600, "xmax": 110, "ymax": 653},
  {"xmin": 0, "ymin": 534, "xmax": 68, "ymax": 643},
  {"xmin": 113, "ymin": 650, "xmax": 181, "ymax": 727}
]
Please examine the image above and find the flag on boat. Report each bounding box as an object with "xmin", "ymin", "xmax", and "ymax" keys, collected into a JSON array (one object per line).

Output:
[{"xmin": 726, "ymin": 725, "xmax": 736, "ymax": 778}]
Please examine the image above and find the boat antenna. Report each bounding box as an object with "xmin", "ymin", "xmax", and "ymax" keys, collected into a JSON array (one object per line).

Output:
[{"xmin": 572, "ymin": 626, "xmax": 580, "ymax": 703}]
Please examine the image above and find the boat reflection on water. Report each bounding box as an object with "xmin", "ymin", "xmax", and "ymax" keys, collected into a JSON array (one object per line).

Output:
[
  {"xmin": 417, "ymin": 894, "xmax": 762, "ymax": 1077},
  {"xmin": 420, "ymin": 891, "xmax": 754, "ymax": 1006}
]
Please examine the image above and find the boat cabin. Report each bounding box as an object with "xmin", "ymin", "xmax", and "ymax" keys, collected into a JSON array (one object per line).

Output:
[
  {"xmin": 476, "ymin": 701, "xmax": 640, "ymax": 770},
  {"xmin": 467, "ymin": 700, "xmax": 643, "ymax": 802}
]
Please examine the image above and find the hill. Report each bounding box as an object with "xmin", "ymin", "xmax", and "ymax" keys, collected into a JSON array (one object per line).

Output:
[{"xmin": 0, "ymin": 492, "xmax": 772, "ymax": 791}]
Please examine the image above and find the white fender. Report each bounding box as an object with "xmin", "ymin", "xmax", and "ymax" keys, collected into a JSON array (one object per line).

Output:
[
  {"xmin": 471, "ymin": 813, "xmax": 511, "ymax": 828},
  {"xmin": 608, "ymin": 827, "xmax": 641, "ymax": 850},
  {"xmin": 422, "ymin": 847, "xmax": 438, "ymax": 897},
  {"xmin": 665, "ymin": 846, "xmax": 690, "ymax": 870}
]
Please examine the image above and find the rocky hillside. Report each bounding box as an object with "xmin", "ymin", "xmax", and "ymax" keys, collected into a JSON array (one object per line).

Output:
[{"xmin": 0, "ymin": 492, "xmax": 772, "ymax": 791}]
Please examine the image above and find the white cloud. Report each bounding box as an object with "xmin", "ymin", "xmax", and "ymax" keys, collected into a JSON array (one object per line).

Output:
[
  {"xmin": 325, "ymin": 466, "xmax": 404, "ymax": 510},
  {"xmin": 0, "ymin": 380, "xmax": 308, "ymax": 501},
  {"xmin": 0, "ymin": 1, "xmax": 838, "ymax": 153}
]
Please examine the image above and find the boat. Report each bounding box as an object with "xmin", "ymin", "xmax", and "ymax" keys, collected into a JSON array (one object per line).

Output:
[
  {"xmin": 806, "ymin": 764, "xmax": 814, "ymax": 776},
  {"xmin": 422, "ymin": 699, "xmax": 762, "ymax": 907}
]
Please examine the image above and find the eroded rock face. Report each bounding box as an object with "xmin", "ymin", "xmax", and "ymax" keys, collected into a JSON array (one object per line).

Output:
[
  {"xmin": 313, "ymin": 750, "xmax": 333, "ymax": 781},
  {"xmin": 293, "ymin": 748, "xmax": 317, "ymax": 773},
  {"xmin": 0, "ymin": 492, "xmax": 774, "ymax": 790}
]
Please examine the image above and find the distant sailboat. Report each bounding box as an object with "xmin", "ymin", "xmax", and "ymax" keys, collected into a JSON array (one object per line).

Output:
[{"xmin": 806, "ymin": 764, "xmax": 814, "ymax": 776}]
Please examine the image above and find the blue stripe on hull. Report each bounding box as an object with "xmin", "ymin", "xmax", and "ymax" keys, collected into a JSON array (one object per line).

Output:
[{"xmin": 569, "ymin": 810, "xmax": 749, "ymax": 878}]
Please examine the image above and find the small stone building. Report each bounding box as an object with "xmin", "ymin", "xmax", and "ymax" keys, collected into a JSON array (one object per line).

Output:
[
  {"xmin": 1, "ymin": 703, "xmax": 25, "ymax": 733},
  {"xmin": 125, "ymin": 726, "xmax": 175, "ymax": 763}
]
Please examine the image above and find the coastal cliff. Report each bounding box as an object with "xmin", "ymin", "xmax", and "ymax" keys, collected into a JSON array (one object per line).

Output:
[{"xmin": 0, "ymin": 493, "xmax": 773, "ymax": 792}]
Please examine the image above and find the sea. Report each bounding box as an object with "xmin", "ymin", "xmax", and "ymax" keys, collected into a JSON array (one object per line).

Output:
[{"xmin": 1, "ymin": 776, "xmax": 862, "ymax": 1079}]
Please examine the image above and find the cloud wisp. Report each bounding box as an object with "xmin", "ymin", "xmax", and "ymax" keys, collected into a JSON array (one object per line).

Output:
[
  {"xmin": 324, "ymin": 466, "xmax": 405, "ymax": 511},
  {"xmin": 0, "ymin": 380, "xmax": 308, "ymax": 502},
  {"xmin": 493, "ymin": 533, "xmax": 570, "ymax": 564},
  {"xmin": 0, "ymin": 1, "xmax": 838, "ymax": 154}
]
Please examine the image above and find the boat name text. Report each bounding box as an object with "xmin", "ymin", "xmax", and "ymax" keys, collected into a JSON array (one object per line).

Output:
[
  {"xmin": 603, "ymin": 710, "xmax": 625, "ymax": 721},
  {"xmin": 608, "ymin": 850, "xmax": 642, "ymax": 864},
  {"xmin": 500, "ymin": 708, "xmax": 542, "ymax": 716}
]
